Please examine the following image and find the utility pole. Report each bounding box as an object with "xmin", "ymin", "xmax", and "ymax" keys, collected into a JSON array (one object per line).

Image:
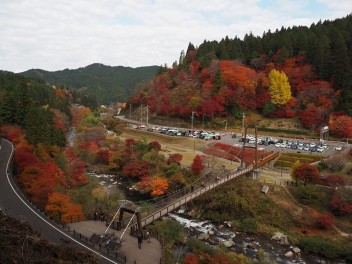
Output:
[
  {"xmin": 129, "ymin": 104, "xmax": 132, "ymax": 120},
  {"xmin": 224, "ymin": 120, "xmax": 228, "ymax": 131},
  {"xmin": 146, "ymin": 105, "xmax": 149, "ymax": 127},
  {"xmin": 191, "ymin": 111, "xmax": 196, "ymax": 130},
  {"xmin": 140, "ymin": 105, "xmax": 143, "ymax": 123},
  {"xmin": 202, "ymin": 114, "xmax": 206, "ymax": 129},
  {"xmin": 241, "ymin": 112, "xmax": 245, "ymax": 139}
]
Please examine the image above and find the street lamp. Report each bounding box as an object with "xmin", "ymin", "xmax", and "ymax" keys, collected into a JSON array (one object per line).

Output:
[{"xmin": 202, "ymin": 114, "xmax": 206, "ymax": 129}]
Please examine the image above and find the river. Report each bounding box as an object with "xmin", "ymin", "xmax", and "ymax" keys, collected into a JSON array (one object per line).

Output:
[
  {"xmin": 168, "ymin": 208, "xmax": 346, "ymax": 264},
  {"xmin": 87, "ymin": 172, "xmax": 344, "ymax": 264}
]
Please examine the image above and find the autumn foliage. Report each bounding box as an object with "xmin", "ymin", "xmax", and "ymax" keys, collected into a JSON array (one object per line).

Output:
[
  {"xmin": 65, "ymin": 147, "xmax": 88, "ymax": 186},
  {"xmin": 293, "ymin": 164, "xmax": 320, "ymax": 184},
  {"xmin": 203, "ymin": 142, "xmax": 269, "ymax": 166},
  {"xmin": 167, "ymin": 153, "xmax": 183, "ymax": 164},
  {"xmin": 316, "ymin": 213, "xmax": 335, "ymax": 230},
  {"xmin": 45, "ymin": 192, "xmax": 84, "ymax": 223},
  {"xmin": 330, "ymin": 188, "xmax": 352, "ymax": 215},
  {"xmin": 191, "ymin": 155, "xmax": 204, "ymax": 175},
  {"xmin": 19, "ymin": 161, "xmax": 67, "ymax": 206}
]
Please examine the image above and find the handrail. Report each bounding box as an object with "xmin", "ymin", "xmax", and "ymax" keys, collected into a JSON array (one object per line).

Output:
[{"xmin": 129, "ymin": 152, "xmax": 278, "ymax": 230}]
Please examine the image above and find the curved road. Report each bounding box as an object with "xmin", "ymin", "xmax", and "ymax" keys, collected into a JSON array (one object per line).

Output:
[{"xmin": 0, "ymin": 139, "xmax": 118, "ymax": 264}]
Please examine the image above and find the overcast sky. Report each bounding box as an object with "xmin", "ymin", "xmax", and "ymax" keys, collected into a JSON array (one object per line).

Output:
[{"xmin": 1, "ymin": 0, "xmax": 351, "ymax": 73}]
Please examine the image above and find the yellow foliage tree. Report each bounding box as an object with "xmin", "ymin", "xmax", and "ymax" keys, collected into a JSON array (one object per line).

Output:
[
  {"xmin": 268, "ymin": 69, "xmax": 291, "ymax": 106},
  {"xmin": 291, "ymin": 159, "xmax": 301, "ymax": 180}
]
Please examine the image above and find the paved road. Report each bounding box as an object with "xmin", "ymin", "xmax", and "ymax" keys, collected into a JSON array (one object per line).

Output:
[{"xmin": 0, "ymin": 138, "xmax": 118, "ymax": 264}]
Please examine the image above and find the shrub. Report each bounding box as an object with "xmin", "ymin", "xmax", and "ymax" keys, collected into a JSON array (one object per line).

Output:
[
  {"xmin": 324, "ymin": 174, "xmax": 345, "ymax": 187},
  {"xmin": 325, "ymin": 155, "xmax": 346, "ymax": 172},
  {"xmin": 316, "ymin": 213, "xmax": 335, "ymax": 230},
  {"xmin": 317, "ymin": 161, "xmax": 328, "ymax": 171},
  {"xmin": 296, "ymin": 184, "xmax": 322, "ymax": 204},
  {"xmin": 293, "ymin": 164, "xmax": 320, "ymax": 184},
  {"xmin": 186, "ymin": 237, "xmax": 216, "ymax": 256},
  {"xmin": 239, "ymin": 218, "xmax": 257, "ymax": 233},
  {"xmin": 299, "ymin": 236, "xmax": 352, "ymax": 260}
]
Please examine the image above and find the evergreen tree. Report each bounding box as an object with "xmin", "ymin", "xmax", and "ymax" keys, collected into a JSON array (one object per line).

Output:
[
  {"xmin": 338, "ymin": 81, "xmax": 352, "ymax": 116},
  {"xmin": 328, "ymin": 29, "xmax": 351, "ymax": 88}
]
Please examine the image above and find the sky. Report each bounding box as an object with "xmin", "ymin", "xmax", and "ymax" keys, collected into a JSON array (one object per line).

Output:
[{"xmin": 1, "ymin": 0, "xmax": 351, "ymax": 73}]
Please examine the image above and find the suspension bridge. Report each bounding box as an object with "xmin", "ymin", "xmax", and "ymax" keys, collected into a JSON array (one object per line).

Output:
[{"xmin": 125, "ymin": 151, "xmax": 279, "ymax": 233}]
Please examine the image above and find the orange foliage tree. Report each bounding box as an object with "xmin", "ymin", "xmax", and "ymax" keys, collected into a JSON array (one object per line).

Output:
[
  {"xmin": 150, "ymin": 176, "xmax": 169, "ymax": 196},
  {"xmin": 19, "ymin": 161, "xmax": 67, "ymax": 206},
  {"xmin": 45, "ymin": 192, "xmax": 84, "ymax": 223}
]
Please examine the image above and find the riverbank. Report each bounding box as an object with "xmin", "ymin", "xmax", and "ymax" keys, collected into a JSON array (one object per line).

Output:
[{"xmin": 169, "ymin": 210, "xmax": 344, "ymax": 264}]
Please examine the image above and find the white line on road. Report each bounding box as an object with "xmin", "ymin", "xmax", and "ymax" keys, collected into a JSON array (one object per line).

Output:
[{"xmin": 2, "ymin": 138, "xmax": 118, "ymax": 264}]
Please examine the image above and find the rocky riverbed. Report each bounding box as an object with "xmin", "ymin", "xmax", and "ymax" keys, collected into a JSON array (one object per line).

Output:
[
  {"xmin": 87, "ymin": 172, "xmax": 345, "ymax": 264},
  {"xmin": 169, "ymin": 210, "xmax": 345, "ymax": 264}
]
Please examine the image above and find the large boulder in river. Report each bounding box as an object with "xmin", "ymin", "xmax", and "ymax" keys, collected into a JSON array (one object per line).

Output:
[
  {"xmin": 292, "ymin": 247, "xmax": 301, "ymax": 254},
  {"xmin": 198, "ymin": 232, "xmax": 210, "ymax": 240},
  {"xmin": 271, "ymin": 232, "xmax": 290, "ymax": 245},
  {"xmin": 222, "ymin": 240, "xmax": 234, "ymax": 248},
  {"xmin": 224, "ymin": 221, "xmax": 232, "ymax": 228},
  {"xmin": 279, "ymin": 236, "xmax": 290, "ymax": 246},
  {"xmin": 284, "ymin": 251, "xmax": 294, "ymax": 258}
]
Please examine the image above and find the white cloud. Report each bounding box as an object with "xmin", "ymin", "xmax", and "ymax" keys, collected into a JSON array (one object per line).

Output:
[{"xmin": 0, "ymin": 0, "xmax": 350, "ymax": 72}]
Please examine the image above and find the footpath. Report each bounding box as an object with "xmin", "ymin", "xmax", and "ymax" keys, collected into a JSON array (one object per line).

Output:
[{"xmin": 68, "ymin": 220, "xmax": 162, "ymax": 264}]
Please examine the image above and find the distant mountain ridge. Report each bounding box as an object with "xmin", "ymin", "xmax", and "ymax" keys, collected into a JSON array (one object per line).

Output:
[{"xmin": 21, "ymin": 63, "xmax": 160, "ymax": 104}]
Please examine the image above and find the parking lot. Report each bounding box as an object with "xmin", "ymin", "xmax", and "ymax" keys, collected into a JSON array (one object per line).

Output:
[
  {"xmin": 126, "ymin": 123, "xmax": 348, "ymax": 157},
  {"xmin": 222, "ymin": 134, "xmax": 346, "ymax": 157}
]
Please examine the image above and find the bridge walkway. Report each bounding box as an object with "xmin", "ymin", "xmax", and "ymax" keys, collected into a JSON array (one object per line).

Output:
[{"xmin": 131, "ymin": 151, "xmax": 279, "ymax": 230}]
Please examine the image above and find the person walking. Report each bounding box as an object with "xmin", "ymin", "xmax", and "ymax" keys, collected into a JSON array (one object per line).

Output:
[
  {"xmin": 137, "ymin": 232, "xmax": 143, "ymax": 249},
  {"xmin": 100, "ymin": 211, "xmax": 104, "ymax": 222},
  {"xmin": 146, "ymin": 231, "xmax": 151, "ymax": 243}
]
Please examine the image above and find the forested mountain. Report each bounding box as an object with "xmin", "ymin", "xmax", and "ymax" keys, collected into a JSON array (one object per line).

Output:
[
  {"xmin": 129, "ymin": 14, "xmax": 352, "ymax": 137},
  {"xmin": 0, "ymin": 71, "xmax": 71, "ymax": 146},
  {"xmin": 21, "ymin": 63, "xmax": 160, "ymax": 104}
]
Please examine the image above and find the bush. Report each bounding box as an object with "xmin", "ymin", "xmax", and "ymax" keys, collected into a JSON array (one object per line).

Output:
[
  {"xmin": 316, "ymin": 213, "xmax": 335, "ymax": 230},
  {"xmin": 299, "ymin": 236, "xmax": 352, "ymax": 260},
  {"xmin": 317, "ymin": 161, "xmax": 329, "ymax": 171},
  {"xmin": 296, "ymin": 184, "xmax": 322, "ymax": 205},
  {"xmin": 325, "ymin": 155, "xmax": 346, "ymax": 172},
  {"xmin": 239, "ymin": 218, "xmax": 257, "ymax": 233},
  {"xmin": 186, "ymin": 237, "xmax": 216, "ymax": 256},
  {"xmin": 148, "ymin": 219, "xmax": 185, "ymax": 246}
]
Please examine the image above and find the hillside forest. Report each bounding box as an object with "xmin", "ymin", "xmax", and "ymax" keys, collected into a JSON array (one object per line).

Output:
[
  {"xmin": 21, "ymin": 63, "xmax": 160, "ymax": 104},
  {"xmin": 129, "ymin": 14, "xmax": 352, "ymax": 138},
  {"xmin": 0, "ymin": 71, "xmax": 208, "ymax": 218}
]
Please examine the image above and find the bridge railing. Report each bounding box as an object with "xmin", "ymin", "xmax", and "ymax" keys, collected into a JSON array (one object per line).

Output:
[
  {"xmin": 130, "ymin": 151, "xmax": 280, "ymax": 230},
  {"xmin": 131, "ymin": 166, "xmax": 254, "ymax": 230}
]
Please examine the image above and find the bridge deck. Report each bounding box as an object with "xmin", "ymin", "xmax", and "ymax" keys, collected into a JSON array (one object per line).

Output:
[{"xmin": 130, "ymin": 151, "xmax": 279, "ymax": 230}]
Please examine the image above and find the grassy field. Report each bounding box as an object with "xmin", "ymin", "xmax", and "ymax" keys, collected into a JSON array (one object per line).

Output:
[
  {"xmin": 121, "ymin": 128, "xmax": 238, "ymax": 169},
  {"xmin": 274, "ymin": 152, "xmax": 323, "ymax": 170}
]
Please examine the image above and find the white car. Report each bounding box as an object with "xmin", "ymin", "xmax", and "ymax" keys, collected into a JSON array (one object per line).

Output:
[
  {"xmin": 334, "ymin": 146, "xmax": 342, "ymax": 151},
  {"xmin": 317, "ymin": 147, "xmax": 324, "ymax": 153}
]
